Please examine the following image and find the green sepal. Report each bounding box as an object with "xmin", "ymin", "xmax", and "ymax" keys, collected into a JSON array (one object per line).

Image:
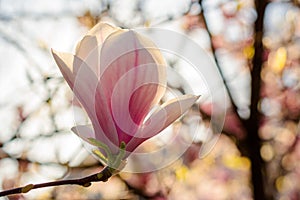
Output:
[
  {"xmin": 88, "ymin": 138, "xmax": 112, "ymax": 161},
  {"xmin": 88, "ymin": 138, "xmax": 127, "ymax": 172},
  {"xmin": 111, "ymin": 141, "xmax": 126, "ymax": 170},
  {"xmin": 92, "ymin": 149, "xmax": 108, "ymax": 164}
]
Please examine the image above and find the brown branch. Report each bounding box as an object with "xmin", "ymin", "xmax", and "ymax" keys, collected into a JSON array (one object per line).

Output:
[
  {"xmin": 242, "ymin": 0, "xmax": 269, "ymax": 199},
  {"xmin": 0, "ymin": 166, "xmax": 112, "ymax": 197}
]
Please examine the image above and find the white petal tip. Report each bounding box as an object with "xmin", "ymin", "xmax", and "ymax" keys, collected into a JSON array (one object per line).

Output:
[
  {"xmin": 186, "ymin": 94, "xmax": 201, "ymax": 103},
  {"xmin": 51, "ymin": 48, "xmax": 57, "ymax": 56}
]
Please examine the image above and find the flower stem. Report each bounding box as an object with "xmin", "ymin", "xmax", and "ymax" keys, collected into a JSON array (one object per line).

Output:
[{"xmin": 0, "ymin": 166, "xmax": 113, "ymax": 197}]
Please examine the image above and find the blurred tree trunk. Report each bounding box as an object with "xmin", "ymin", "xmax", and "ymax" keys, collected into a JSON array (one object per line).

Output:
[
  {"xmin": 199, "ymin": 0, "xmax": 269, "ymax": 199},
  {"xmin": 242, "ymin": 0, "xmax": 269, "ymax": 199}
]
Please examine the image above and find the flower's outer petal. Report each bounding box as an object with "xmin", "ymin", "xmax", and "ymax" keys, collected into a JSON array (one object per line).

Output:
[
  {"xmin": 126, "ymin": 95, "xmax": 200, "ymax": 152},
  {"xmin": 75, "ymin": 36, "xmax": 99, "ymax": 76},
  {"xmin": 71, "ymin": 125, "xmax": 95, "ymax": 143},
  {"xmin": 71, "ymin": 124, "xmax": 119, "ymax": 154},
  {"xmin": 87, "ymin": 22, "xmax": 120, "ymax": 40},
  {"xmin": 75, "ymin": 23, "xmax": 120, "ymax": 77},
  {"xmin": 76, "ymin": 23, "xmax": 119, "ymax": 53},
  {"xmin": 127, "ymin": 32, "xmax": 167, "ymax": 124},
  {"xmin": 52, "ymin": 50, "xmax": 98, "ymax": 127},
  {"xmin": 72, "ymin": 56, "xmax": 119, "ymax": 147},
  {"xmin": 53, "ymin": 51, "xmax": 119, "ymax": 148},
  {"xmin": 144, "ymin": 94, "xmax": 200, "ymax": 136},
  {"xmin": 51, "ymin": 50, "xmax": 75, "ymax": 88},
  {"xmin": 110, "ymin": 64, "xmax": 164, "ymax": 143},
  {"xmin": 99, "ymin": 30, "xmax": 166, "ymax": 132}
]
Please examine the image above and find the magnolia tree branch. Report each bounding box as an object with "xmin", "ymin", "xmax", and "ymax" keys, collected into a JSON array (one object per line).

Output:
[{"xmin": 0, "ymin": 166, "xmax": 113, "ymax": 197}]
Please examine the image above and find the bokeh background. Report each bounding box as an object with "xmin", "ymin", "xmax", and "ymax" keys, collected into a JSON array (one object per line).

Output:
[{"xmin": 0, "ymin": 0, "xmax": 300, "ymax": 199}]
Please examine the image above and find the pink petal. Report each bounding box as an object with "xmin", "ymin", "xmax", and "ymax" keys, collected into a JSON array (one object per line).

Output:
[
  {"xmin": 52, "ymin": 50, "xmax": 98, "ymax": 129},
  {"xmin": 51, "ymin": 50, "xmax": 75, "ymax": 88},
  {"xmin": 71, "ymin": 56, "xmax": 99, "ymax": 125},
  {"xmin": 53, "ymin": 51, "xmax": 119, "ymax": 147},
  {"xmin": 75, "ymin": 36, "xmax": 99, "ymax": 76},
  {"xmin": 72, "ymin": 56, "xmax": 119, "ymax": 147},
  {"xmin": 71, "ymin": 125, "xmax": 119, "ymax": 154},
  {"xmin": 75, "ymin": 23, "xmax": 120, "ymax": 77},
  {"xmin": 87, "ymin": 22, "xmax": 120, "ymax": 40},
  {"xmin": 126, "ymin": 95, "xmax": 199, "ymax": 152},
  {"xmin": 110, "ymin": 64, "xmax": 165, "ymax": 143},
  {"xmin": 76, "ymin": 23, "xmax": 119, "ymax": 52},
  {"xmin": 99, "ymin": 30, "xmax": 166, "ymax": 129},
  {"xmin": 71, "ymin": 125, "xmax": 95, "ymax": 142}
]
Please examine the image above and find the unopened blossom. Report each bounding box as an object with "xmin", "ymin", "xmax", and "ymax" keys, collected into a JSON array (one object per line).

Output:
[{"xmin": 52, "ymin": 22, "xmax": 199, "ymax": 169}]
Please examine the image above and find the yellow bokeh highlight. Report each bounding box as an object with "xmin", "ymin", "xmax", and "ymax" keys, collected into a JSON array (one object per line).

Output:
[
  {"xmin": 269, "ymin": 47, "xmax": 287, "ymax": 73},
  {"xmin": 276, "ymin": 176, "xmax": 283, "ymax": 192},
  {"xmin": 276, "ymin": 175, "xmax": 295, "ymax": 193},
  {"xmin": 243, "ymin": 45, "xmax": 255, "ymax": 59},
  {"xmin": 260, "ymin": 143, "xmax": 274, "ymax": 161},
  {"xmin": 175, "ymin": 165, "xmax": 189, "ymax": 181},
  {"xmin": 263, "ymin": 37, "xmax": 272, "ymax": 48},
  {"xmin": 144, "ymin": 20, "xmax": 151, "ymax": 27},
  {"xmin": 222, "ymin": 155, "xmax": 251, "ymax": 171}
]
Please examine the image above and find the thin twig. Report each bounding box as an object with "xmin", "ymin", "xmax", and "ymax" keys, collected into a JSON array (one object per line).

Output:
[{"xmin": 0, "ymin": 166, "xmax": 112, "ymax": 197}]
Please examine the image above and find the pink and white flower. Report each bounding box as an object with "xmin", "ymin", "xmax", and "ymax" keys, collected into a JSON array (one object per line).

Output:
[{"xmin": 52, "ymin": 23, "xmax": 199, "ymax": 167}]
